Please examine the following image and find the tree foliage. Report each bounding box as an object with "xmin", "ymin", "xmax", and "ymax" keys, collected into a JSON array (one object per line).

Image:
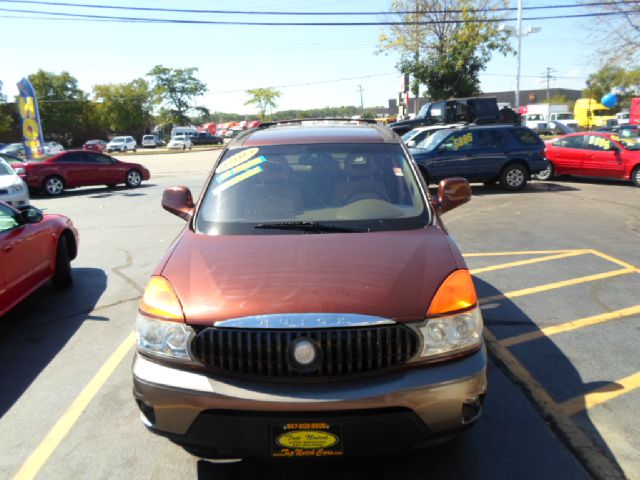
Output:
[
  {"xmin": 0, "ymin": 81, "xmax": 13, "ymax": 139},
  {"xmin": 378, "ymin": 0, "xmax": 512, "ymax": 100},
  {"xmin": 147, "ymin": 65, "xmax": 207, "ymax": 125},
  {"xmin": 244, "ymin": 88, "xmax": 281, "ymax": 121},
  {"xmin": 26, "ymin": 70, "xmax": 98, "ymax": 146},
  {"xmin": 585, "ymin": 1, "xmax": 640, "ymax": 63},
  {"xmin": 583, "ymin": 65, "xmax": 640, "ymax": 107},
  {"xmin": 93, "ymin": 79, "xmax": 152, "ymax": 137}
]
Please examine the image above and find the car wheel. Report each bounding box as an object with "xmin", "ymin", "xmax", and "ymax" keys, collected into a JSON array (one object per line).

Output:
[
  {"xmin": 534, "ymin": 163, "xmax": 554, "ymax": 181},
  {"xmin": 125, "ymin": 169, "xmax": 142, "ymax": 188},
  {"xmin": 500, "ymin": 164, "xmax": 528, "ymax": 191},
  {"xmin": 43, "ymin": 176, "xmax": 65, "ymax": 196},
  {"xmin": 632, "ymin": 166, "xmax": 640, "ymax": 187},
  {"xmin": 52, "ymin": 235, "xmax": 73, "ymax": 288}
]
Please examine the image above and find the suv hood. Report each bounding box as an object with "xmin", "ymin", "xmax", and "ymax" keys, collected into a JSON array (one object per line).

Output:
[{"xmin": 160, "ymin": 228, "xmax": 461, "ymax": 325}]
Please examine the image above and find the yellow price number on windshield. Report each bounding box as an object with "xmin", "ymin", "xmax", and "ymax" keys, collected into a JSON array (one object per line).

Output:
[
  {"xmin": 587, "ymin": 136, "xmax": 611, "ymax": 150},
  {"xmin": 452, "ymin": 133, "xmax": 473, "ymax": 150}
]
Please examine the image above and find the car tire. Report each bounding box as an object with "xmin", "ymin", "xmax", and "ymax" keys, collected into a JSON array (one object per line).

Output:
[
  {"xmin": 43, "ymin": 176, "xmax": 65, "ymax": 196},
  {"xmin": 500, "ymin": 164, "xmax": 528, "ymax": 191},
  {"xmin": 125, "ymin": 169, "xmax": 142, "ymax": 188},
  {"xmin": 52, "ymin": 235, "xmax": 73, "ymax": 288},
  {"xmin": 534, "ymin": 163, "xmax": 554, "ymax": 181},
  {"xmin": 632, "ymin": 166, "xmax": 640, "ymax": 187}
]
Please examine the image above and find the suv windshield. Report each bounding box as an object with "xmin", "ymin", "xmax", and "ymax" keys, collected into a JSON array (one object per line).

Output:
[
  {"xmin": 195, "ymin": 143, "xmax": 429, "ymax": 235},
  {"xmin": 415, "ymin": 128, "xmax": 454, "ymax": 150}
]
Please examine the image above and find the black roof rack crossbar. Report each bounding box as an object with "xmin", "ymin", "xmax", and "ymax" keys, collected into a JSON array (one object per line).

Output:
[{"xmin": 258, "ymin": 118, "xmax": 378, "ymax": 129}]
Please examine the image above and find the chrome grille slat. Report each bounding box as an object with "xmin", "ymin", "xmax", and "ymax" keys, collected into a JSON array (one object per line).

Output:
[{"xmin": 191, "ymin": 325, "xmax": 418, "ymax": 380}]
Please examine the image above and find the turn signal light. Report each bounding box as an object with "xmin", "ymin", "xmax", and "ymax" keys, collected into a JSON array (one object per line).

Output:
[
  {"xmin": 427, "ymin": 269, "xmax": 477, "ymax": 316},
  {"xmin": 139, "ymin": 276, "xmax": 184, "ymax": 321}
]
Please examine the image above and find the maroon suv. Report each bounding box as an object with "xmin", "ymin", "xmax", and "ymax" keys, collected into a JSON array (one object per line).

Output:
[{"xmin": 133, "ymin": 119, "xmax": 486, "ymax": 459}]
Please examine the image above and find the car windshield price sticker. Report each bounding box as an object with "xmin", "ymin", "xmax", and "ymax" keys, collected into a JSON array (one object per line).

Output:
[
  {"xmin": 452, "ymin": 132, "xmax": 473, "ymax": 150},
  {"xmin": 271, "ymin": 422, "xmax": 343, "ymax": 457}
]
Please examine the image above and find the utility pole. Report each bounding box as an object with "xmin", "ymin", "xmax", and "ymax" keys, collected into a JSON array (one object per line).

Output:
[
  {"xmin": 515, "ymin": 0, "xmax": 522, "ymax": 109},
  {"xmin": 542, "ymin": 67, "xmax": 556, "ymax": 100},
  {"xmin": 357, "ymin": 85, "xmax": 364, "ymax": 117},
  {"xmin": 413, "ymin": 0, "xmax": 419, "ymax": 115}
]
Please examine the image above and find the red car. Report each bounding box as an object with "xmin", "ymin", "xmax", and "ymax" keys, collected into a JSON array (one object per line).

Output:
[
  {"xmin": 540, "ymin": 132, "xmax": 640, "ymax": 186},
  {"xmin": 0, "ymin": 201, "xmax": 78, "ymax": 316},
  {"xmin": 83, "ymin": 139, "xmax": 108, "ymax": 153},
  {"xmin": 13, "ymin": 150, "xmax": 151, "ymax": 196}
]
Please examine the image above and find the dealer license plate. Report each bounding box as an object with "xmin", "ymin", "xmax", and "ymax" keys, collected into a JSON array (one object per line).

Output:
[{"xmin": 271, "ymin": 422, "xmax": 343, "ymax": 458}]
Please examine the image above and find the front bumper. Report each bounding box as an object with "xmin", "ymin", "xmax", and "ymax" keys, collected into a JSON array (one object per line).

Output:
[
  {"xmin": 0, "ymin": 189, "xmax": 30, "ymax": 208},
  {"xmin": 133, "ymin": 346, "xmax": 487, "ymax": 457}
]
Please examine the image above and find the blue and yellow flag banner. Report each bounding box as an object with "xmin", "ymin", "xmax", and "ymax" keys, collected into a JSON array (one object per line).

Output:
[{"xmin": 16, "ymin": 78, "xmax": 45, "ymax": 160}]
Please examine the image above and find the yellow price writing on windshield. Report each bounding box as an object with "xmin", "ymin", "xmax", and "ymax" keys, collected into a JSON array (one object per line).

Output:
[{"xmin": 452, "ymin": 133, "xmax": 473, "ymax": 150}]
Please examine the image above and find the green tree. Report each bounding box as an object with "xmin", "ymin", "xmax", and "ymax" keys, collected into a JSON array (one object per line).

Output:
[
  {"xmin": 93, "ymin": 79, "xmax": 152, "ymax": 137},
  {"xmin": 0, "ymin": 81, "xmax": 13, "ymax": 139},
  {"xmin": 583, "ymin": 65, "xmax": 640, "ymax": 108},
  {"xmin": 26, "ymin": 70, "xmax": 96, "ymax": 146},
  {"xmin": 378, "ymin": 0, "xmax": 512, "ymax": 101},
  {"xmin": 147, "ymin": 65, "xmax": 207, "ymax": 125},
  {"xmin": 244, "ymin": 88, "xmax": 281, "ymax": 121}
]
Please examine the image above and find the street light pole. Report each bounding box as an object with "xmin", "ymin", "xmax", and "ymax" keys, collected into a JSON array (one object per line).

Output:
[{"xmin": 515, "ymin": 0, "xmax": 523, "ymax": 109}]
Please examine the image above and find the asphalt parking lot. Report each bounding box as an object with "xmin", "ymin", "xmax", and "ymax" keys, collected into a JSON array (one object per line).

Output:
[{"xmin": 1, "ymin": 150, "xmax": 639, "ymax": 479}]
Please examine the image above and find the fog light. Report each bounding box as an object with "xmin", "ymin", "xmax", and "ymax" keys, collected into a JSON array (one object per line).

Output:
[
  {"xmin": 462, "ymin": 394, "xmax": 485, "ymax": 424},
  {"xmin": 136, "ymin": 399, "xmax": 156, "ymax": 427}
]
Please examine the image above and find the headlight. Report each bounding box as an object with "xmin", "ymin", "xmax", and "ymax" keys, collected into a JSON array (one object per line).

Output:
[
  {"xmin": 136, "ymin": 314, "xmax": 195, "ymax": 362},
  {"xmin": 7, "ymin": 183, "xmax": 24, "ymax": 193},
  {"xmin": 413, "ymin": 306, "xmax": 483, "ymax": 359}
]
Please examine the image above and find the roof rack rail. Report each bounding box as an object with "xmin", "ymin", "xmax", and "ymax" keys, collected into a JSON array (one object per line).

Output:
[{"xmin": 258, "ymin": 118, "xmax": 379, "ymax": 129}]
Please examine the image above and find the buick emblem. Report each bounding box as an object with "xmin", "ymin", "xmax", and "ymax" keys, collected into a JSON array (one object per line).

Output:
[{"xmin": 289, "ymin": 338, "xmax": 322, "ymax": 373}]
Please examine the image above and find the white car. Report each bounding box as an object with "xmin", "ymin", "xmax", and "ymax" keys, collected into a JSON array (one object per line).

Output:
[
  {"xmin": 0, "ymin": 158, "xmax": 29, "ymax": 209},
  {"xmin": 167, "ymin": 134, "xmax": 193, "ymax": 150},
  {"xmin": 106, "ymin": 136, "xmax": 137, "ymax": 153},
  {"xmin": 43, "ymin": 141, "xmax": 64, "ymax": 155},
  {"xmin": 141, "ymin": 134, "xmax": 164, "ymax": 148}
]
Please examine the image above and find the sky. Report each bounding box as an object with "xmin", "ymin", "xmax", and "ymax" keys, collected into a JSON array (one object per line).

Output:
[{"xmin": 0, "ymin": 0, "xmax": 607, "ymax": 116}]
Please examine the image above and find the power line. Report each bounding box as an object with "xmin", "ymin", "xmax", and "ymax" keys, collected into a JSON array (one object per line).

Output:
[
  {"xmin": 209, "ymin": 74, "xmax": 394, "ymax": 94},
  {"xmin": 0, "ymin": 5, "xmax": 638, "ymax": 25},
  {"xmin": 0, "ymin": 0, "xmax": 639, "ymax": 15}
]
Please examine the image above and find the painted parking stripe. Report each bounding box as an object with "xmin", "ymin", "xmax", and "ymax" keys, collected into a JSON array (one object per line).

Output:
[
  {"xmin": 560, "ymin": 372, "xmax": 640, "ymax": 417},
  {"xmin": 13, "ymin": 332, "xmax": 136, "ymax": 480},
  {"xmin": 501, "ymin": 305, "xmax": 640, "ymax": 347},
  {"xmin": 469, "ymin": 250, "xmax": 589, "ymax": 275},
  {"xmin": 588, "ymin": 249, "xmax": 640, "ymax": 272},
  {"xmin": 464, "ymin": 249, "xmax": 577, "ymax": 257},
  {"xmin": 483, "ymin": 328, "xmax": 622, "ymax": 479},
  {"xmin": 478, "ymin": 268, "xmax": 635, "ymax": 304}
]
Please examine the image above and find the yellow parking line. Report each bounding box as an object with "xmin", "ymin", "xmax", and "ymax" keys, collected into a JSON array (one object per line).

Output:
[
  {"xmin": 501, "ymin": 305, "xmax": 640, "ymax": 347},
  {"xmin": 464, "ymin": 249, "xmax": 577, "ymax": 257},
  {"xmin": 560, "ymin": 372, "xmax": 640, "ymax": 417},
  {"xmin": 13, "ymin": 332, "xmax": 136, "ymax": 480},
  {"xmin": 469, "ymin": 250, "xmax": 589, "ymax": 275},
  {"xmin": 479, "ymin": 268, "xmax": 634, "ymax": 304},
  {"xmin": 483, "ymin": 328, "xmax": 621, "ymax": 479},
  {"xmin": 588, "ymin": 249, "xmax": 640, "ymax": 272}
]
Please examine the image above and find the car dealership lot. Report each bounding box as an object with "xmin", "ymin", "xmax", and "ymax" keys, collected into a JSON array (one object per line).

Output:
[{"xmin": 1, "ymin": 150, "xmax": 639, "ymax": 479}]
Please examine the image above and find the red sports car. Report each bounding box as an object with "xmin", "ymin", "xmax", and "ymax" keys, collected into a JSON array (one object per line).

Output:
[
  {"xmin": 541, "ymin": 132, "xmax": 640, "ymax": 186},
  {"xmin": 13, "ymin": 150, "xmax": 151, "ymax": 196},
  {"xmin": 0, "ymin": 201, "xmax": 78, "ymax": 316},
  {"xmin": 83, "ymin": 139, "xmax": 108, "ymax": 153}
]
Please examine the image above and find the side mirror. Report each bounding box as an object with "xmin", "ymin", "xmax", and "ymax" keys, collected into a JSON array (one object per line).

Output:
[
  {"xmin": 162, "ymin": 186, "xmax": 195, "ymax": 221},
  {"xmin": 21, "ymin": 206, "xmax": 43, "ymax": 224},
  {"xmin": 406, "ymin": 140, "xmax": 416, "ymax": 148},
  {"xmin": 431, "ymin": 177, "xmax": 471, "ymax": 214}
]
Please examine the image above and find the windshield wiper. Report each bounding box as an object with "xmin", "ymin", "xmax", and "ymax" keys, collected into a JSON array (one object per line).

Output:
[{"xmin": 254, "ymin": 221, "xmax": 363, "ymax": 233}]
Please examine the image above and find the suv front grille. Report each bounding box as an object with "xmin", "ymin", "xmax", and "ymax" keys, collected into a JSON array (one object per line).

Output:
[{"xmin": 191, "ymin": 325, "xmax": 419, "ymax": 380}]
